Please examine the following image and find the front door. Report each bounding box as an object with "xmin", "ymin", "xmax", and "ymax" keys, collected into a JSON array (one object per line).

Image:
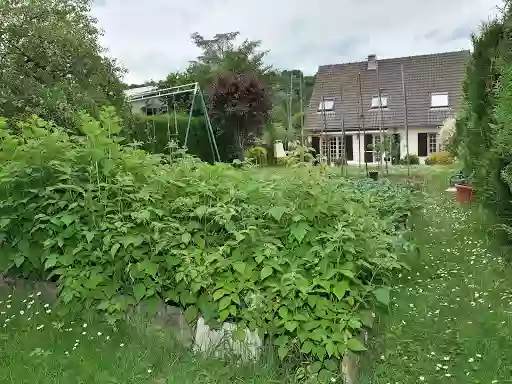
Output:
[{"xmin": 311, "ymin": 137, "xmax": 320, "ymax": 157}]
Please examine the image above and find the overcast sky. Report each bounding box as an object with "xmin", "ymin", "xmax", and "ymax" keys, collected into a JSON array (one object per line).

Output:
[{"xmin": 92, "ymin": 0, "xmax": 502, "ymax": 84}]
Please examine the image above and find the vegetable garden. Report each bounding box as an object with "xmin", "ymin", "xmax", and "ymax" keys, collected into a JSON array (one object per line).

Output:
[{"xmin": 0, "ymin": 109, "xmax": 418, "ymax": 381}]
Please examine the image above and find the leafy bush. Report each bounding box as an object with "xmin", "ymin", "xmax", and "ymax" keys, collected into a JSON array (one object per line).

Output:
[
  {"xmin": 399, "ymin": 154, "xmax": 420, "ymax": 165},
  {"xmin": 245, "ymin": 146, "xmax": 268, "ymax": 166},
  {"xmin": 131, "ymin": 114, "xmax": 226, "ymax": 163},
  {"xmin": 0, "ymin": 111, "xmax": 416, "ymax": 372},
  {"xmin": 285, "ymin": 145, "xmax": 316, "ymax": 166},
  {"xmin": 424, "ymin": 151, "xmax": 454, "ymax": 165}
]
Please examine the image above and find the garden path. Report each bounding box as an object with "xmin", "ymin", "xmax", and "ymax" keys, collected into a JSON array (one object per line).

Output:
[{"xmin": 360, "ymin": 168, "xmax": 512, "ymax": 383}]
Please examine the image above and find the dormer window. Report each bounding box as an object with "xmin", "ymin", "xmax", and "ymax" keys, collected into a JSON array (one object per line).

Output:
[
  {"xmin": 431, "ymin": 93, "xmax": 449, "ymax": 108},
  {"xmin": 370, "ymin": 95, "xmax": 388, "ymax": 109},
  {"xmin": 318, "ymin": 98, "xmax": 334, "ymax": 112}
]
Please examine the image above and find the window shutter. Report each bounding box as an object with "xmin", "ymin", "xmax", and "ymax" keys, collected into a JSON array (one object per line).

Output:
[
  {"xmin": 418, "ymin": 133, "xmax": 428, "ymax": 156},
  {"xmin": 345, "ymin": 136, "xmax": 354, "ymax": 161}
]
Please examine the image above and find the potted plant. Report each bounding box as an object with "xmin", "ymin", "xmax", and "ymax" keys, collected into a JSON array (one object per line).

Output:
[{"xmin": 455, "ymin": 184, "xmax": 475, "ymax": 203}]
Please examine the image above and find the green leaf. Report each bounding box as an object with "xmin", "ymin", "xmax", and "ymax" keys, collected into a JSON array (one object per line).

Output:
[
  {"xmin": 278, "ymin": 345, "xmax": 289, "ymax": 360},
  {"xmin": 325, "ymin": 341, "xmax": 336, "ymax": 357},
  {"xmin": 194, "ymin": 205, "xmax": 208, "ymax": 218},
  {"xmin": 83, "ymin": 273, "xmax": 103, "ymax": 289},
  {"xmin": 230, "ymin": 294, "xmax": 240, "ymax": 305},
  {"xmin": 218, "ymin": 296, "xmax": 231, "ymax": 310},
  {"xmin": 138, "ymin": 260, "xmax": 159, "ymax": 277},
  {"xmin": 14, "ymin": 255, "xmax": 25, "ymax": 268},
  {"xmin": 290, "ymin": 222, "xmax": 310, "ymax": 243},
  {"xmin": 323, "ymin": 359, "xmax": 338, "ymax": 372},
  {"xmin": 0, "ymin": 218, "xmax": 11, "ymax": 229},
  {"xmin": 120, "ymin": 235, "xmax": 143, "ymax": 248},
  {"xmin": 219, "ymin": 309, "xmax": 230, "ymax": 322},
  {"xmin": 285, "ymin": 321, "xmax": 298, "ymax": 331},
  {"xmin": 314, "ymin": 345, "xmax": 326, "ymax": 360},
  {"xmin": 275, "ymin": 335, "xmax": 289, "ymax": 346},
  {"xmin": 110, "ymin": 243, "xmax": 120, "ymax": 258},
  {"xmin": 278, "ymin": 307, "xmax": 289, "ymax": 319},
  {"xmin": 333, "ymin": 280, "xmax": 349, "ymax": 299},
  {"xmin": 133, "ymin": 283, "xmax": 147, "ymax": 301},
  {"xmin": 194, "ymin": 234, "xmax": 205, "ymax": 248},
  {"xmin": 374, "ymin": 287, "xmax": 390, "ymax": 306},
  {"xmin": 360, "ymin": 310, "xmax": 375, "ymax": 329},
  {"xmin": 84, "ymin": 231, "xmax": 94, "ymax": 243},
  {"xmin": 184, "ymin": 306, "xmax": 198, "ymax": 323},
  {"xmin": 44, "ymin": 256, "xmax": 57, "ymax": 269},
  {"xmin": 268, "ymin": 206, "xmax": 287, "ymax": 222},
  {"xmin": 318, "ymin": 369, "xmax": 332, "ymax": 383},
  {"xmin": 307, "ymin": 361, "xmax": 323, "ymax": 374},
  {"xmin": 233, "ymin": 327, "xmax": 245, "ymax": 342},
  {"xmin": 61, "ymin": 288, "xmax": 74, "ymax": 304},
  {"xmin": 181, "ymin": 232, "xmax": 191, "ymax": 245},
  {"xmin": 59, "ymin": 214, "xmax": 75, "ymax": 226},
  {"xmin": 300, "ymin": 340, "xmax": 314, "ymax": 354},
  {"xmin": 213, "ymin": 289, "xmax": 227, "ymax": 301},
  {"xmin": 347, "ymin": 338, "xmax": 367, "ymax": 352},
  {"xmin": 260, "ymin": 266, "xmax": 273, "ymax": 280},
  {"xmin": 232, "ymin": 262, "xmax": 246, "ymax": 275}
]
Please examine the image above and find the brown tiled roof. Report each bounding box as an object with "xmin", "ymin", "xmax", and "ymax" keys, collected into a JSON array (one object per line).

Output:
[{"xmin": 305, "ymin": 50, "xmax": 470, "ymax": 132}]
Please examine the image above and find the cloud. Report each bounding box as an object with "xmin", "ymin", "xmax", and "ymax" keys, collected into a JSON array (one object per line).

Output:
[{"xmin": 92, "ymin": 0, "xmax": 502, "ymax": 84}]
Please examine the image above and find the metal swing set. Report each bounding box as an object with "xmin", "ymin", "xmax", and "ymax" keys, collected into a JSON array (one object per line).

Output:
[{"xmin": 126, "ymin": 82, "xmax": 221, "ymax": 163}]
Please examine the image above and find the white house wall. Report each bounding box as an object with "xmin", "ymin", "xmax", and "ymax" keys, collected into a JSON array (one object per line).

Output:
[
  {"xmin": 399, "ymin": 127, "xmax": 441, "ymax": 164},
  {"xmin": 314, "ymin": 127, "xmax": 440, "ymax": 165}
]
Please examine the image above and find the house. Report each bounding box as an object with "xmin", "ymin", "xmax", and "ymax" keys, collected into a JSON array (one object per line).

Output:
[
  {"xmin": 124, "ymin": 85, "xmax": 163, "ymax": 115},
  {"xmin": 304, "ymin": 50, "xmax": 469, "ymax": 164}
]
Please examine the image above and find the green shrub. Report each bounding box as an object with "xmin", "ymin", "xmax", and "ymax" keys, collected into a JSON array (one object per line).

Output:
[
  {"xmin": 424, "ymin": 151, "xmax": 454, "ymax": 165},
  {"xmin": 245, "ymin": 146, "xmax": 267, "ymax": 166},
  {"xmin": 454, "ymin": 14, "xmax": 512, "ymax": 225},
  {"xmin": 130, "ymin": 114, "xmax": 235, "ymax": 163},
  {"xmin": 275, "ymin": 157, "xmax": 288, "ymax": 166},
  {"xmin": 399, "ymin": 154, "xmax": 420, "ymax": 165},
  {"xmin": 0, "ymin": 110, "xmax": 416, "ymax": 368}
]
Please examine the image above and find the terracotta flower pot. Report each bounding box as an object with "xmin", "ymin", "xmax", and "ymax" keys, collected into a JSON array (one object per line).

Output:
[{"xmin": 455, "ymin": 184, "xmax": 475, "ymax": 203}]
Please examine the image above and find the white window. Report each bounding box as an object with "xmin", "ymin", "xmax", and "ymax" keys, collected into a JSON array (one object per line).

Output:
[
  {"xmin": 428, "ymin": 133, "xmax": 438, "ymax": 154},
  {"xmin": 318, "ymin": 99, "xmax": 334, "ymax": 112},
  {"xmin": 431, "ymin": 93, "xmax": 449, "ymax": 108},
  {"xmin": 371, "ymin": 95, "xmax": 388, "ymax": 109},
  {"xmin": 329, "ymin": 137, "xmax": 337, "ymax": 161}
]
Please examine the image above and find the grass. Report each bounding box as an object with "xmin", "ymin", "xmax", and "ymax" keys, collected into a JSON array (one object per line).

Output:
[
  {"xmin": 360, "ymin": 166, "xmax": 512, "ymax": 383},
  {"xmin": 0, "ymin": 285, "xmax": 293, "ymax": 384}
]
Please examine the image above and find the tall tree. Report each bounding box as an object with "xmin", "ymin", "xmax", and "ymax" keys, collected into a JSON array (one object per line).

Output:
[
  {"xmin": 210, "ymin": 72, "xmax": 271, "ymax": 160},
  {"xmin": 0, "ymin": 0, "xmax": 126, "ymax": 128},
  {"xmin": 188, "ymin": 32, "xmax": 272, "ymax": 88}
]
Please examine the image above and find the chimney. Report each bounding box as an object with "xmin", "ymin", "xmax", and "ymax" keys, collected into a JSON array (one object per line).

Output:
[{"xmin": 367, "ymin": 54, "xmax": 377, "ymax": 70}]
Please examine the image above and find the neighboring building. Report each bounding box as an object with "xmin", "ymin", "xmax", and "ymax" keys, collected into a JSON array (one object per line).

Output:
[
  {"xmin": 124, "ymin": 85, "xmax": 163, "ymax": 115},
  {"xmin": 304, "ymin": 50, "xmax": 469, "ymax": 164}
]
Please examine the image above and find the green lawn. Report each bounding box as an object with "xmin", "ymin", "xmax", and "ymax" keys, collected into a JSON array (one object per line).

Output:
[
  {"xmin": 0, "ymin": 286, "xmax": 292, "ymax": 384},
  {"xmin": 360, "ymin": 167, "xmax": 512, "ymax": 383}
]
